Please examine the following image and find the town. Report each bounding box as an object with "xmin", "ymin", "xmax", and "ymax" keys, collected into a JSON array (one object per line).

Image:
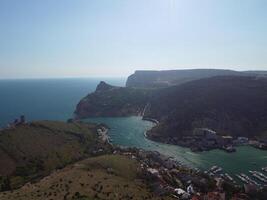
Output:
[
  {"xmin": 163, "ymin": 128, "xmax": 267, "ymax": 152},
  {"xmin": 96, "ymin": 125, "xmax": 267, "ymax": 200}
]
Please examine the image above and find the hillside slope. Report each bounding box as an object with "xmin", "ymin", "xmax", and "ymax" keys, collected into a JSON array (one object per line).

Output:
[
  {"xmin": 0, "ymin": 154, "xmax": 176, "ymax": 200},
  {"xmin": 0, "ymin": 121, "xmax": 105, "ymax": 190},
  {"xmin": 146, "ymin": 76, "xmax": 267, "ymax": 140}
]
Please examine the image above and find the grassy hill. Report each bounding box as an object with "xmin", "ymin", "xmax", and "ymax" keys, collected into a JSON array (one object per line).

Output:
[
  {"xmin": 0, "ymin": 155, "xmax": 176, "ymax": 200},
  {"xmin": 0, "ymin": 121, "xmax": 104, "ymax": 190}
]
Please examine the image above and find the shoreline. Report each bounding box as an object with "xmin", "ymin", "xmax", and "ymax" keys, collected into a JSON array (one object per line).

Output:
[
  {"xmin": 141, "ymin": 117, "xmax": 267, "ymax": 153},
  {"xmin": 142, "ymin": 117, "xmax": 159, "ymax": 125}
]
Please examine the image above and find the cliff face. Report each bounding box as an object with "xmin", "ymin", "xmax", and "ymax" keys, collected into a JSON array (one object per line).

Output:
[
  {"xmin": 126, "ymin": 69, "xmax": 246, "ymax": 88},
  {"xmin": 75, "ymin": 81, "xmax": 152, "ymax": 118}
]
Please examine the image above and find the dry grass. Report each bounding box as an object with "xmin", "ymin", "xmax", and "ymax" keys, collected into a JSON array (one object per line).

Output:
[
  {"xmin": 0, "ymin": 121, "xmax": 98, "ymax": 189},
  {"xmin": 0, "ymin": 155, "xmax": 175, "ymax": 200}
]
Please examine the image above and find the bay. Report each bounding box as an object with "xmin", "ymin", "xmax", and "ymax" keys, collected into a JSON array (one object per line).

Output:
[
  {"xmin": 0, "ymin": 78, "xmax": 266, "ymax": 179},
  {"xmin": 87, "ymin": 116, "xmax": 267, "ymax": 177}
]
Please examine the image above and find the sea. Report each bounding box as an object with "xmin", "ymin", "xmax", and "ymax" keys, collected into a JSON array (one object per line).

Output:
[
  {"xmin": 0, "ymin": 78, "xmax": 266, "ymax": 181},
  {"xmin": 0, "ymin": 78, "xmax": 125, "ymax": 127}
]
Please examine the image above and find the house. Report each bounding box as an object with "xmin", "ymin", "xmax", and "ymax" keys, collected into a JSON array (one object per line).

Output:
[
  {"xmin": 221, "ymin": 136, "xmax": 233, "ymax": 146},
  {"xmin": 147, "ymin": 168, "xmax": 159, "ymax": 176}
]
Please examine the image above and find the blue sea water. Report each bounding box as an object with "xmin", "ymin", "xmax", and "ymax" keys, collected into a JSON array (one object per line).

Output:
[{"xmin": 0, "ymin": 78, "xmax": 125, "ymax": 127}]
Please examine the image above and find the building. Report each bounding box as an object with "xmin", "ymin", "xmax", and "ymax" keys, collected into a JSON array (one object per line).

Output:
[
  {"xmin": 194, "ymin": 128, "xmax": 217, "ymax": 139},
  {"xmin": 221, "ymin": 136, "xmax": 233, "ymax": 146}
]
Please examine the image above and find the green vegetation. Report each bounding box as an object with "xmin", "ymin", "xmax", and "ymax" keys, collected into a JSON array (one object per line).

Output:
[
  {"xmin": 75, "ymin": 81, "xmax": 153, "ymax": 118},
  {"xmin": 0, "ymin": 121, "xmax": 99, "ymax": 190},
  {"xmin": 146, "ymin": 76, "xmax": 267, "ymax": 140}
]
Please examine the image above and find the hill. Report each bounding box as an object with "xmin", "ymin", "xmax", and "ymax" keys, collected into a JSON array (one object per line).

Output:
[
  {"xmin": 145, "ymin": 76, "xmax": 267, "ymax": 141},
  {"xmin": 0, "ymin": 121, "xmax": 108, "ymax": 190},
  {"xmin": 75, "ymin": 81, "xmax": 153, "ymax": 118},
  {"xmin": 0, "ymin": 154, "xmax": 179, "ymax": 200},
  {"xmin": 126, "ymin": 69, "xmax": 267, "ymax": 88},
  {"xmin": 0, "ymin": 120, "xmax": 207, "ymax": 200}
]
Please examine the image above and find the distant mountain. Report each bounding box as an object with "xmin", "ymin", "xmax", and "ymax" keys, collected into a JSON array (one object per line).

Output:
[{"xmin": 126, "ymin": 69, "xmax": 266, "ymax": 88}]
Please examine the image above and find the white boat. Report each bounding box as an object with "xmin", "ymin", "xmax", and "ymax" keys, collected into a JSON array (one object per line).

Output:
[
  {"xmin": 240, "ymin": 173, "xmax": 260, "ymax": 186},
  {"xmin": 236, "ymin": 174, "xmax": 249, "ymax": 184},
  {"xmin": 225, "ymin": 173, "xmax": 234, "ymax": 182}
]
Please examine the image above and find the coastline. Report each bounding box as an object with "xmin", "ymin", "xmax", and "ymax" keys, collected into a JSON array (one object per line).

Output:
[{"xmin": 142, "ymin": 117, "xmax": 159, "ymax": 125}]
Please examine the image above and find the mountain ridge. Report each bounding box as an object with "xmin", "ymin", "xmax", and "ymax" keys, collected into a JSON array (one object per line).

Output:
[{"xmin": 126, "ymin": 69, "xmax": 266, "ymax": 88}]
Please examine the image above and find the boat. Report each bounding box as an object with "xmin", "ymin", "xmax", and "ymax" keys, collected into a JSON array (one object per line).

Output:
[
  {"xmin": 236, "ymin": 174, "xmax": 249, "ymax": 184},
  {"xmin": 262, "ymin": 167, "xmax": 267, "ymax": 172},
  {"xmin": 249, "ymin": 171, "xmax": 267, "ymax": 183},
  {"xmin": 240, "ymin": 173, "xmax": 260, "ymax": 186},
  {"xmin": 254, "ymin": 171, "xmax": 267, "ymax": 180},
  {"xmin": 210, "ymin": 165, "xmax": 218, "ymax": 171},
  {"xmin": 224, "ymin": 173, "xmax": 235, "ymax": 182},
  {"xmin": 213, "ymin": 167, "xmax": 223, "ymax": 174}
]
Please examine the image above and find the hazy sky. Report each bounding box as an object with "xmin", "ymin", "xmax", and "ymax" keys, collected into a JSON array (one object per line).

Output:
[{"xmin": 0, "ymin": 0, "xmax": 267, "ymax": 78}]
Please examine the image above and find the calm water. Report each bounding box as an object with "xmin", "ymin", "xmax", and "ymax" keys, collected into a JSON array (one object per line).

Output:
[
  {"xmin": 0, "ymin": 78, "xmax": 125, "ymax": 127},
  {"xmin": 0, "ymin": 79, "xmax": 266, "ymax": 177},
  {"xmin": 87, "ymin": 117, "xmax": 267, "ymax": 177}
]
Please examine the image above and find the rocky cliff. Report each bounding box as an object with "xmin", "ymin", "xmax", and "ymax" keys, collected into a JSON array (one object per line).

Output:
[{"xmin": 75, "ymin": 81, "xmax": 153, "ymax": 118}]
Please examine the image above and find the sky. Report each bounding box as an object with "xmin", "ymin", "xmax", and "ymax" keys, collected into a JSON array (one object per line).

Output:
[{"xmin": 0, "ymin": 0, "xmax": 267, "ymax": 78}]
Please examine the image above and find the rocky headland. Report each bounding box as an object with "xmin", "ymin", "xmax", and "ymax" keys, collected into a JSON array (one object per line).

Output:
[{"xmin": 75, "ymin": 73, "xmax": 267, "ymax": 152}]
